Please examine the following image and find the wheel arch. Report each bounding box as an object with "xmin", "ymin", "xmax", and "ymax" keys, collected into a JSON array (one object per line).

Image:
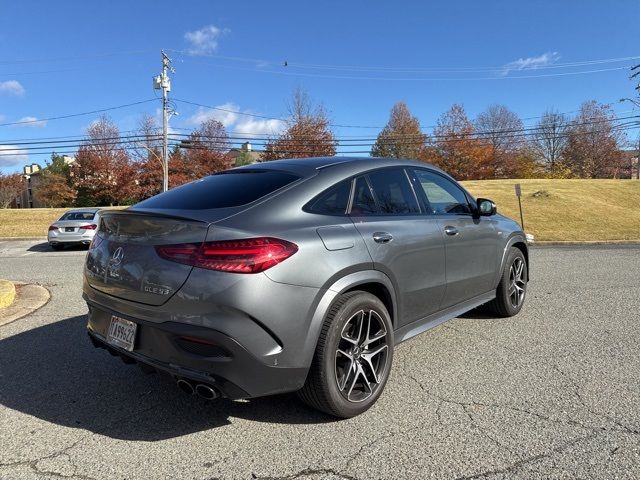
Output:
[
  {"xmin": 300, "ymin": 270, "xmax": 398, "ymax": 371},
  {"xmin": 494, "ymin": 234, "xmax": 530, "ymax": 288}
]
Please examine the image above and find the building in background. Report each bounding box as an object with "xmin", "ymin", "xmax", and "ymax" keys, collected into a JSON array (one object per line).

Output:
[
  {"xmin": 226, "ymin": 142, "xmax": 261, "ymax": 166},
  {"xmin": 14, "ymin": 156, "xmax": 75, "ymax": 208}
]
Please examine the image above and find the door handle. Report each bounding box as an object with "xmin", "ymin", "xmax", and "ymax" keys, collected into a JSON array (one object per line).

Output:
[
  {"xmin": 372, "ymin": 232, "xmax": 393, "ymax": 244},
  {"xmin": 444, "ymin": 226, "xmax": 459, "ymax": 236}
]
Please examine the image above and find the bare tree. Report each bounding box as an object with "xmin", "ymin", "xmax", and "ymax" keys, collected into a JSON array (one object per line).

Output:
[
  {"xmin": 531, "ymin": 109, "xmax": 569, "ymax": 172},
  {"xmin": 371, "ymin": 102, "xmax": 427, "ymax": 159},
  {"xmin": 262, "ymin": 88, "xmax": 336, "ymax": 160},
  {"xmin": 475, "ymin": 104, "xmax": 524, "ymax": 178},
  {"xmin": 131, "ymin": 115, "xmax": 164, "ymax": 199}
]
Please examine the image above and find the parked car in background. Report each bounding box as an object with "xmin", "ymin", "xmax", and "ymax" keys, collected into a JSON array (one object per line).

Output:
[
  {"xmin": 48, "ymin": 208, "xmax": 102, "ymax": 250},
  {"xmin": 83, "ymin": 157, "xmax": 529, "ymax": 418}
]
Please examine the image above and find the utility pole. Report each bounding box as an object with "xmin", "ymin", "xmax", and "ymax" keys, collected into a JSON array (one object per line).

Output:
[
  {"xmin": 620, "ymin": 97, "xmax": 640, "ymax": 180},
  {"xmin": 154, "ymin": 50, "xmax": 173, "ymax": 192}
]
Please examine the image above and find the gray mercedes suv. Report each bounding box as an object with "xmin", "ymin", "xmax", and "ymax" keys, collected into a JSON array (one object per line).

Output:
[{"xmin": 83, "ymin": 157, "xmax": 528, "ymax": 417}]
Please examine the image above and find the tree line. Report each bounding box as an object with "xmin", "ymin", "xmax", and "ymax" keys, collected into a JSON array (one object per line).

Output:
[{"xmin": 0, "ymin": 89, "xmax": 634, "ymax": 208}]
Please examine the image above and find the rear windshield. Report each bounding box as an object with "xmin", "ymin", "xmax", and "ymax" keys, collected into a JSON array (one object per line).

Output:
[
  {"xmin": 134, "ymin": 170, "xmax": 300, "ymax": 210},
  {"xmin": 60, "ymin": 211, "xmax": 96, "ymax": 221}
]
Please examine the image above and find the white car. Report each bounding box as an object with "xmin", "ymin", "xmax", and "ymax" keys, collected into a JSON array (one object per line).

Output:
[{"xmin": 48, "ymin": 208, "xmax": 102, "ymax": 250}]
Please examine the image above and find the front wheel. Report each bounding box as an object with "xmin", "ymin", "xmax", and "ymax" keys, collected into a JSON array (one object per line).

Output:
[
  {"xmin": 298, "ymin": 291, "xmax": 394, "ymax": 418},
  {"xmin": 485, "ymin": 247, "xmax": 528, "ymax": 317}
]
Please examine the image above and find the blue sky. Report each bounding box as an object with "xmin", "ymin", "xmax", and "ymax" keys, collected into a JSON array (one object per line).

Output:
[{"xmin": 1, "ymin": 0, "xmax": 639, "ymax": 173}]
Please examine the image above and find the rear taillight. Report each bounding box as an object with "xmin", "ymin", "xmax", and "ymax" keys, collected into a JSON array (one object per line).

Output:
[
  {"xmin": 80, "ymin": 224, "xmax": 97, "ymax": 230},
  {"xmin": 89, "ymin": 234, "xmax": 104, "ymax": 250},
  {"xmin": 155, "ymin": 237, "xmax": 298, "ymax": 273},
  {"xmin": 48, "ymin": 225, "xmax": 58, "ymax": 231}
]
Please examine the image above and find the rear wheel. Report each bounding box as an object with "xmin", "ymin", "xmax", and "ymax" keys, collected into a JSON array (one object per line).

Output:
[
  {"xmin": 298, "ymin": 291, "xmax": 394, "ymax": 418},
  {"xmin": 485, "ymin": 247, "xmax": 527, "ymax": 317}
]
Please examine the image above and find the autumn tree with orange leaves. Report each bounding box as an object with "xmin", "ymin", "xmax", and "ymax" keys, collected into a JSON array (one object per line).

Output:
[
  {"xmin": 426, "ymin": 104, "xmax": 493, "ymax": 180},
  {"xmin": 0, "ymin": 173, "xmax": 24, "ymax": 208},
  {"xmin": 178, "ymin": 118, "xmax": 231, "ymax": 180},
  {"xmin": 563, "ymin": 101, "xmax": 627, "ymax": 178},
  {"xmin": 371, "ymin": 102, "xmax": 427, "ymax": 159},
  {"xmin": 73, "ymin": 116, "xmax": 137, "ymax": 206},
  {"xmin": 262, "ymin": 89, "xmax": 336, "ymax": 160}
]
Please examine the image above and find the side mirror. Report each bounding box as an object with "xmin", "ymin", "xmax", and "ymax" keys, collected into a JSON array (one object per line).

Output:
[{"xmin": 477, "ymin": 198, "xmax": 496, "ymax": 216}]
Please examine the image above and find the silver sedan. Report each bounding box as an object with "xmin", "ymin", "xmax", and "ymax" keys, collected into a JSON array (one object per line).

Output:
[{"xmin": 48, "ymin": 208, "xmax": 102, "ymax": 250}]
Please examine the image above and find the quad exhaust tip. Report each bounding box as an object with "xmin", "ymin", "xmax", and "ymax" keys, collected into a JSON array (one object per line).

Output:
[
  {"xmin": 176, "ymin": 378, "xmax": 219, "ymax": 400},
  {"xmin": 176, "ymin": 379, "xmax": 195, "ymax": 395},
  {"xmin": 195, "ymin": 383, "xmax": 218, "ymax": 400}
]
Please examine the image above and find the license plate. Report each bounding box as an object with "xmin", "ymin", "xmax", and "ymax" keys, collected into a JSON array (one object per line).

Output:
[
  {"xmin": 65, "ymin": 227, "xmax": 74, "ymax": 232},
  {"xmin": 106, "ymin": 316, "xmax": 137, "ymax": 351}
]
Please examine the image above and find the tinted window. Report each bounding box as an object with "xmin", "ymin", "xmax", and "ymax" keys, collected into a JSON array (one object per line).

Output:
[
  {"xmin": 350, "ymin": 176, "xmax": 378, "ymax": 215},
  {"xmin": 367, "ymin": 168, "xmax": 420, "ymax": 215},
  {"xmin": 135, "ymin": 170, "xmax": 300, "ymax": 210},
  {"xmin": 60, "ymin": 211, "xmax": 96, "ymax": 221},
  {"xmin": 306, "ymin": 180, "xmax": 352, "ymax": 215},
  {"xmin": 412, "ymin": 170, "xmax": 472, "ymax": 215}
]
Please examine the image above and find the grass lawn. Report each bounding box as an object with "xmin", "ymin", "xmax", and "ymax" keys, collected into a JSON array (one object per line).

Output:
[
  {"xmin": 0, "ymin": 207, "xmax": 124, "ymax": 238},
  {"xmin": 0, "ymin": 179, "xmax": 638, "ymax": 241},
  {"xmin": 462, "ymin": 179, "xmax": 640, "ymax": 242}
]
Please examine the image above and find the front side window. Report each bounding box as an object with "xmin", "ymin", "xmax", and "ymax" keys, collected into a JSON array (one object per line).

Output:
[
  {"xmin": 366, "ymin": 168, "xmax": 420, "ymax": 215},
  {"xmin": 412, "ymin": 169, "xmax": 472, "ymax": 215}
]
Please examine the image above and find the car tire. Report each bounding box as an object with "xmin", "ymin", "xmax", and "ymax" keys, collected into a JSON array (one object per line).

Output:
[
  {"xmin": 50, "ymin": 244, "xmax": 64, "ymax": 251},
  {"xmin": 298, "ymin": 291, "xmax": 394, "ymax": 418},
  {"xmin": 485, "ymin": 247, "xmax": 527, "ymax": 317}
]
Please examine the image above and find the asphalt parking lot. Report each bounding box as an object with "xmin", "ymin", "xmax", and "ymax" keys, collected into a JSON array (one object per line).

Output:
[{"xmin": 0, "ymin": 240, "xmax": 639, "ymax": 480}]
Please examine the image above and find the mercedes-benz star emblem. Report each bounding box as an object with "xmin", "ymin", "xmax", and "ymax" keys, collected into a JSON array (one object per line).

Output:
[{"xmin": 111, "ymin": 247, "xmax": 124, "ymax": 266}]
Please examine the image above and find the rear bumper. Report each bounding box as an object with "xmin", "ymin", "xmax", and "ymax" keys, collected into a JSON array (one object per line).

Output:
[
  {"xmin": 86, "ymin": 302, "xmax": 308, "ymax": 398},
  {"xmin": 48, "ymin": 232, "xmax": 94, "ymax": 244}
]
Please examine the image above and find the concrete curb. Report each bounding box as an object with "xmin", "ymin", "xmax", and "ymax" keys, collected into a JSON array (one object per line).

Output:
[
  {"xmin": 0, "ymin": 282, "xmax": 50, "ymax": 327},
  {"xmin": 531, "ymin": 240, "xmax": 640, "ymax": 246},
  {"xmin": 0, "ymin": 237, "xmax": 47, "ymax": 241},
  {"xmin": 0, "ymin": 279, "xmax": 16, "ymax": 309}
]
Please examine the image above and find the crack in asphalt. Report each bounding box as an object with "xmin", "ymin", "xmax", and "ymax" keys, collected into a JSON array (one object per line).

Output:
[
  {"xmin": 391, "ymin": 342, "xmax": 639, "ymax": 479},
  {"xmin": 453, "ymin": 432, "xmax": 600, "ymax": 480},
  {"xmin": 250, "ymin": 467, "xmax": 361, "ymax": 480},
  {"xmin": 0, "ymin": 402, "xmax": 164, "ymax": 479},
  {"xmin": 0, "ymin": 437, "xmax": 99, "ymax": 480}
]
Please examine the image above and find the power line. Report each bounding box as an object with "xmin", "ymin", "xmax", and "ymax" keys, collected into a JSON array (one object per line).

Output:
[
  {"xmin": 178, "ymin": 57, "xmax": 630, "ymax": 82},
  {"xmin": 173, "ymin": 97, "xmax": 633, "ymax": 132},
  {"xmin": 4, "ymin": 120, "xmax": 636, "ymax": 157},
  {"xmin": 0, "ymin": 99, "xmax": 159, "ymax": 127},
  {"xmin": 0, "ymin": 50, "xmax": 154, "ymax": 65},
  {"xmin": 167, "ymin": 49, "xmax": 640, "ymax": 74}
]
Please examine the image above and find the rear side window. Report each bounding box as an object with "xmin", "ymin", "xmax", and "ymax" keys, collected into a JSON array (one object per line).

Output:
[
  {"xmin": 351, "ymin": 176, "xmax": 378, "ymax": 215},
  {"xmin": 60, "ymin": 211, "xmax": 96, "ymax": 221},
  {"xmin": 134, "ymin": 170, "xmax": 300, "ymax": 210},
  {"xmin": 306, "ymin": 179, "xmax": 352, "ymax": 215},
  {"xmin": 366, "ymin": 168, "xmax": 420, "ymax": 215}
]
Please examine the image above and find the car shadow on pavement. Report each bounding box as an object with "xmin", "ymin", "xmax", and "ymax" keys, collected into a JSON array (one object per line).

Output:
[
  {"xmin": 0, "ymin": 315, "xmax": 332, "ymax": 441},
  {"xmin": 27, "ymin": 242, "xmax": 89, "ymax": 252}
]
